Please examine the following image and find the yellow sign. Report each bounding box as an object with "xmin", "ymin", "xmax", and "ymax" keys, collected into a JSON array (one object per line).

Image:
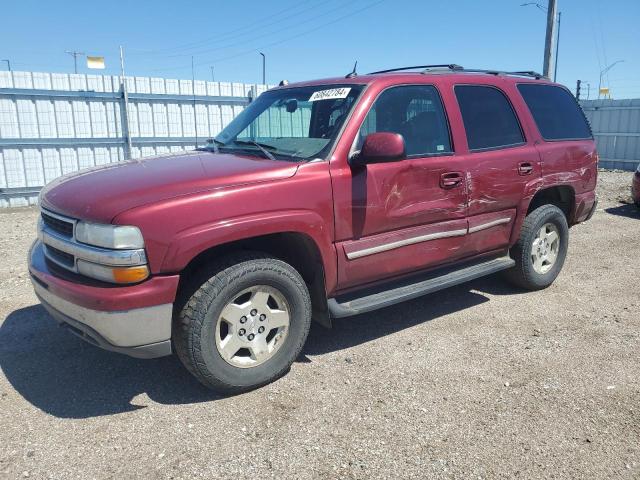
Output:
[
  {"xmin": 87, "ymin": 56, "xmax": 105, "ymax": 69},
  {"xmin": 599, "ymin": 87, "xmax": 610, "ymax": 95}
]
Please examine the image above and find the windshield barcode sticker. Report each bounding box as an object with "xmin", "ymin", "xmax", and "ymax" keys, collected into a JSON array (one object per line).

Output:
[{"xmin": 309, "ymin": 88, "xmax": 351, "ymax": 102}]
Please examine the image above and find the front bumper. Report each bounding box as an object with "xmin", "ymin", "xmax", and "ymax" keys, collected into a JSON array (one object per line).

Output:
[{"xmin": 29, "ymin": 240, "xmax": 179, "ymax": 358}]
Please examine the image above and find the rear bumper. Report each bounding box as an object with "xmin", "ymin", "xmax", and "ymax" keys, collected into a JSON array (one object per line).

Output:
[
  {"xmin": 28, "ymin": 240, "xmax": 178, "ymax": 358},
  {"xmin": 573, "ymin": 190, "xmax": 598, "ymax": 224},
  {"xmin": 632, "ymin": 172, "xmax": 640, "ymax": 205},
  {"xmin": 584, "ymin": 195, "xmax": 598, "ymax": 222}
]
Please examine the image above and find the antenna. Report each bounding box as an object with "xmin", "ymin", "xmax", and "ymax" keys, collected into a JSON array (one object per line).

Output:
[{"xmin": 345, "ymin": 61, "xmax": 358, "ymax": 79}]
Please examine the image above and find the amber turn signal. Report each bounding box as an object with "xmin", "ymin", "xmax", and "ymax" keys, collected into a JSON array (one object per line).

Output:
[{"xmin": 112, "ymin": 265, "xmax": 150, "ymax": 284}]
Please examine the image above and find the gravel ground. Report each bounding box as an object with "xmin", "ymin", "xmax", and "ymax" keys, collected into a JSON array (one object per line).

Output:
[{"xmin": 0, "ymin": 170, "xmax": 639, "ymax": 479}]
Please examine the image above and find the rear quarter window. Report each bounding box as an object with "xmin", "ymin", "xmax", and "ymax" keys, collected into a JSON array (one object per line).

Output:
[{"xmin": 517, "ymin": 84, "xmax": 592, "ymax": 141}]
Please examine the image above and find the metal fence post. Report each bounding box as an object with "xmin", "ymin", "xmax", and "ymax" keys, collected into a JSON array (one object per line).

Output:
[{"xmin": 119, "ymin": 46, "xmax": 133, "ymax": 160}]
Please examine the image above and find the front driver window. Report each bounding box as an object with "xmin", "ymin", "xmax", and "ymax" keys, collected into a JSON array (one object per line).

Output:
[{"xmin": 357, "ymin": 85, "xmax": 452, "ymax": 157}]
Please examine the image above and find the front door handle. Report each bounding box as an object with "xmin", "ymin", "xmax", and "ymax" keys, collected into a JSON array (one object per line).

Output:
[
  {"xmin": 518, "ymin": 162, "xmax": 534, "ymax": 175},
  {"xmin": 440, "ymin": 172, "xmax": 463, "ymax": 189}
]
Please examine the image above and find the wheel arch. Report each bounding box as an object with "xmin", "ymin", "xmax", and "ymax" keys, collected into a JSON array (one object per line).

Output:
[
  {"xmin": 511, "ymin": 184, "xmax": 576, "ymax": 246},
  {"xmin": 526, "ymin": 184, "xmax": 576, "ymax": 221},
  {"xmin": 176, "ymin": 231, "xmax": 332, "ymax": 328}
]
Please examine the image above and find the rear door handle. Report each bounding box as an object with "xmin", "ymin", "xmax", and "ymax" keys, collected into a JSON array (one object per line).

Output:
[
  {"xmin": 518, "ymin": 162, "xmax": 534, "ymax": 175},
  {"xmin": 440, "ymin": 172, "xmax": 463, "ymax": 189}
]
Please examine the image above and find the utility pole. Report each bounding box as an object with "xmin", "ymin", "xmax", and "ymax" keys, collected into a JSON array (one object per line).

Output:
[
  {"xmin": 260, "ymin": 52, "xmax": 266, "ymax": 85},
  {"xmin": 210, "ymin": 66, "xmax": 215, "ymax": 82},
  {"xmin": 65, "ymin": 50, "xmax": 85, "ymax": 74},
  {"xmin": 1, "ymin": 59, "xmax": 10, "ymax": 71},
  {"xmin": 542, "ymin": 0, "xmax": 558, "ymax": 79},
  {"xmin": 119, "ymin": 46, "xmax": 133, "ymax": 160}
]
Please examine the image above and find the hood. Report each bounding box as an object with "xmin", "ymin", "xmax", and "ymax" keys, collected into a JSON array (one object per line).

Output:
[{"xmin": 40, "ymin": 151, "xmax": 299, "ymax": 222}]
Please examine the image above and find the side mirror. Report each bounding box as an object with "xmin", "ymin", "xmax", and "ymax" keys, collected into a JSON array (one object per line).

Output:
[
  {"xmin": 350, "ymin": 132, "xmax": 406, "ymax": 167},
  {"xmin": 285, "ymin": 99, "xmax": 298, "ymax": 113}
]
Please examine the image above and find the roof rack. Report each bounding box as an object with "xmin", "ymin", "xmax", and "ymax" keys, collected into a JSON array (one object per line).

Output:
[
  {"xmin": 368, "ymin": 65, "xmax": 546, "ymax": 80},
  {"xmin": 460, "ymin": 69, "xmax": 546, "ymax": 79},
  {"xmin": 368, "ymin": 64, "xmax": 464, "ymax": 74}
]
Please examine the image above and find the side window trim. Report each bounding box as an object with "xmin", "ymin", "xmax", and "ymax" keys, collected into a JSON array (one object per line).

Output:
[
  {"xmin": 351, "ymin": 83, "xmax": 455, "ymax": 159},
  {"xmin": 454, "ymin": 83, "xmax": 527, "ymax": 153}
]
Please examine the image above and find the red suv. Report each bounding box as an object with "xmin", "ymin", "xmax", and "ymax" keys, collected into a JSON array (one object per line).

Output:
[{"xmin": 29, "ymin": 65, "xmax": 598, "ymax": 392}]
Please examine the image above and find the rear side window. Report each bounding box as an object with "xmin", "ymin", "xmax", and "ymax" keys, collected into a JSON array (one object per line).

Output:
[
  {"xmin": 517, "ymin": 84, "xmax": 592, "ymax": 140},
  {"xmin": 455, "ymin": 85, "xmax": 525, "ymax": 151}
]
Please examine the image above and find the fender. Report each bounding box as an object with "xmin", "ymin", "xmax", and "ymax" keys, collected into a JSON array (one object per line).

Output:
[
  {"xmin": 160, "ymin": 209, "xmax": 338, "ymax": 293},
  {"xmin": 512, "ymin": 179, "xmax": 580, "ymax": 245},
  {"xmin": 510, "ymin": 176, "xmax": 546, "ymax": 246}
]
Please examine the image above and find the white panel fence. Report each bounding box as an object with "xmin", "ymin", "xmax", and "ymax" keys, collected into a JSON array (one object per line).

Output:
[
  {"xmin": 2, "ymin": 71, "xmax": 638, "ymax": 208},
  {"xmin": 0, "ymin": 70, "xmax": 273, "ymax": 207},
  {"xmin": 580, "ymin": 99, "xmax": 640, "ymax": 171}
]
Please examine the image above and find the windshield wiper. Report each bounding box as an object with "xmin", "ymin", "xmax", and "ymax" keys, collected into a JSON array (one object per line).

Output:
[
  {"xmin": 232, "ymin": 140, "xmax": 277, "ymax": 161},
  {"xmin": 197, "ymin": 138, "xmax": 223, "ymax": 154}
]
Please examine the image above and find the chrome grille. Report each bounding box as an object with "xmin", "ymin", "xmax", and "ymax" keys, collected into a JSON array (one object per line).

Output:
[
  {"xmin": 41, "ymin": 211, "xmax": 74, "ymax": 238},
  {"xmin": 44, "ymin": 244, "xmax": 75, "ymax": 268}
]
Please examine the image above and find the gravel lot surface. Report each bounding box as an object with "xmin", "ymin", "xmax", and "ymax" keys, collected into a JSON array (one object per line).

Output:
[{"xmin": 1, "ymin": 171, "xmax": 639, "ymax": 479}]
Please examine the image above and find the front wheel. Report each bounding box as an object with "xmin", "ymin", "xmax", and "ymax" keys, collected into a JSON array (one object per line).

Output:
[
  {"xmin": 504, "ymin": 205, "xmax": 569, "ymax": 290},
  {"xmin": 173, "ymin": 253, "xmax": 312, "ymax": 393}
]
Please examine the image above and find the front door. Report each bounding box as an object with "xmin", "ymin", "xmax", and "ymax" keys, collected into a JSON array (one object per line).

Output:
[{"xmin": 330, "ymin": 84, "xmax": 469, "ymax": 290}]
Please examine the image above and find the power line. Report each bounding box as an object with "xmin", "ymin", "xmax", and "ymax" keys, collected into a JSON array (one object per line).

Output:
[
  {"xmin": 147, "ymin": 0, "xmax": 387, "ymax": 74},
  {"xmin": 129, "ymin": 0, "xmax": 323, "ymax": 56},
  {"xmin": 168, "ymin": 0, "xmax": 358, "ymax": 59},
  {"xmin": 158, "ymin": 0, "xmax": 361, "ymax": 60}
]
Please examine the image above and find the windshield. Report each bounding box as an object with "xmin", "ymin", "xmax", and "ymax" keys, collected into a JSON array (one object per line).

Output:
[{"xmin": 209, "ymin": 84, "xmax": 364, "ymax": 161}]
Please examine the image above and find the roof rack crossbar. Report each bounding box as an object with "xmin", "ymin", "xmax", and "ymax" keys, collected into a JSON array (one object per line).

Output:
[
  {"xmin": 367, "ymin": 65, "xmax": 546, "ymax": 80},
  {"xmin": 455, "ymin": 69, "xmax": 546, "ymax": 79},
  {"xmin": 510, "ymin": 70, "xmax": 545, "ymax": 79},
  {"xmin": 368, "ymin": 64, "xmax": 464, "ymax": 74}
]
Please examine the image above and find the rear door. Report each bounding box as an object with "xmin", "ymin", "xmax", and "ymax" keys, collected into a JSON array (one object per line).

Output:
[
  {"xmin": 452, "ymin": 83, "xmax": 542, "ymax": 256},
  {"xmin": 330, "ymin": 84, "xmax": 469, "ymax": 290},
  {"xmin": 516, "ymin": 83, "xmax": 597, "ymax": 207}
]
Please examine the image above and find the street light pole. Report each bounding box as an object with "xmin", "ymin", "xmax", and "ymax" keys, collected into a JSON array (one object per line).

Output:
[
  {"xmin": 1, "ymin": 59, "xmax": 10, "ymax": 71},
  {"xmin": 598, "ymin": 60, "xmax": 625, "ymax": 99},
  {"xmin": 259, "ymin": 52, "xmax": 266, "ymax": 85},
  {"xmin": 210, "ymin": 66, "xmax": 215, "ymax": 82},
  {"xmin": 553, "ymin": 11, "xmax": 561, "ymax": 81}
]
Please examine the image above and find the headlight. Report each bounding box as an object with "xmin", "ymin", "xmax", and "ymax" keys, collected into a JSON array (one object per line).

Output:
[{"xmin": 75, "ymin": 222, "xmax": 144, "ymax": 249}]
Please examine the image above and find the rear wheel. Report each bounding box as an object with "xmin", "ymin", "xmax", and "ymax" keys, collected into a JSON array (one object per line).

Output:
[
  {"xmin": 505, "ymin": 205, "xmax": 569, "ymax": 290},
  {"xmin": 173, "ymin": 253, "xmax": 312, "ymax": 393}
]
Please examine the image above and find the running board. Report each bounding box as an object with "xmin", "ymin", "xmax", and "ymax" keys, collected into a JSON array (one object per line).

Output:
[{"xmin": 327, "ymin": 256, "xmax": 515, "ymax": 318}]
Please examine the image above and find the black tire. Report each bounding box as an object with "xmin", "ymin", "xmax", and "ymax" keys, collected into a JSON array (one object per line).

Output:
[
  {"xmin": 173, "ymin": 252, "xmax": 312, "ymax": 393},
  {"xmin": 504, "ymin": 205, "xmax": 569, "ymax": 291}
]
